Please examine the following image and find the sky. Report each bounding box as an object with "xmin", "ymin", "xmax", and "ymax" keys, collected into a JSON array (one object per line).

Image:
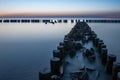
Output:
[{"xmin": 0, "ymin": 0, "xmax": 120, "ymax": 17}]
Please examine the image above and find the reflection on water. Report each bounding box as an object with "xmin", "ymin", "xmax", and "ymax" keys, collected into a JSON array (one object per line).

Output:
[
  {"xmin": 0, "ymin": 23, "xmax": 74, "ymax": 42},
  {"xmin": 0, "ymin": 21, "xmax": 120, "ymax": 80}
]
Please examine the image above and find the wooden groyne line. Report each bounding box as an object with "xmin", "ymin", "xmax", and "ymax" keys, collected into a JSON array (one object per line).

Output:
[
  {"xmin": 0, "ymin": 19, "xmax": 120, "ymax": 23},
  {"xmin": 39, "ymin": 22, "xmax": 120, "ymax": 80}
]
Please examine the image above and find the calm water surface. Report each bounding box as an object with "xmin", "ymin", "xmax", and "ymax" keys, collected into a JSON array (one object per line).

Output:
[{"xmin": 0, "ymin": 21, "xmax": 120, "ymax": 80}]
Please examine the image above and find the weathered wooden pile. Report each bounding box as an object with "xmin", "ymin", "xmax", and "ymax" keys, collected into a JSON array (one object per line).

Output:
[{"xmin": 39, "ymin": 22, "xmax": 120, "ymax": 80}]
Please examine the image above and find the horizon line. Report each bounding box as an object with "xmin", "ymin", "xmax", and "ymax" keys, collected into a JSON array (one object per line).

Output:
[{"xmin": 0, "ymin": 12, "xmax": 120, "ymax": 18}]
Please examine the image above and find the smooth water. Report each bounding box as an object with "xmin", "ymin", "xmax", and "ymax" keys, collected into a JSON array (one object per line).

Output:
[
  {"xmin": 0, "ymin": 22, "xmax": 74, "ymax": 80},
  {"xmin": 0, "ymin": 21, "xmax": 120, "ymax": 80}
]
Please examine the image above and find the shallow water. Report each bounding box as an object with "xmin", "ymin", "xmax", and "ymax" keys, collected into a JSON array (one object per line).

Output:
[{"xmin": 0, "ymin": 21, "xmax": 120, "ymax": 80}]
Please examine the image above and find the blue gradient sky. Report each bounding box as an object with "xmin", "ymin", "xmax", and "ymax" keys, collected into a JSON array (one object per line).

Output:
[{"xmin": 0, "ymin": 0, "xmax": 120, "ymax": 17}]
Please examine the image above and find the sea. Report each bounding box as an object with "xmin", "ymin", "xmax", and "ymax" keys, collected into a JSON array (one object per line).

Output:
[{"xmin": 0, "ymin": 18, "xmax": 120, "ymax": 80}]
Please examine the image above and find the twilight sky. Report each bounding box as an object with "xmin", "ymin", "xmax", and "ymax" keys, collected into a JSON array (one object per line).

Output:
[{"xmin": 0, "ymin": 0, "xmax": 120, "ymax": 17}]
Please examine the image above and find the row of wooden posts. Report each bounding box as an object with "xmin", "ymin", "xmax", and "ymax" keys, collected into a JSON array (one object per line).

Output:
[
  {"xmin": 39, "ymin": 22, "xmax": 120, "ymax": 80},
  {"xmin": 0, "ymin": 19, "xmax": 120, "ymax": 23},
  {"xmin": 91, "ymin": 26, "xmax": 120, "ymax": 80}
]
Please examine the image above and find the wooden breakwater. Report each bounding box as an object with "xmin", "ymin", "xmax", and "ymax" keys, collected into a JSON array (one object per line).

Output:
[
  {"xmin": 0, "ymin": 19, "xmax": 120, "ymax": 24},
  {"xmin": 39, "ymin": 22, "xmax": 120, "ymax": 80}
]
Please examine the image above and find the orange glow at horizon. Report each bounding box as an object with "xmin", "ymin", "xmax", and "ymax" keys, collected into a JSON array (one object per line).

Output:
[
  {"xmin": 0, "ymin": 11, "xmax": 88, "ymax": 16},
  {"xmin": 0, "ymin": 10, "xmax": 115, "ymax": 17}
]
